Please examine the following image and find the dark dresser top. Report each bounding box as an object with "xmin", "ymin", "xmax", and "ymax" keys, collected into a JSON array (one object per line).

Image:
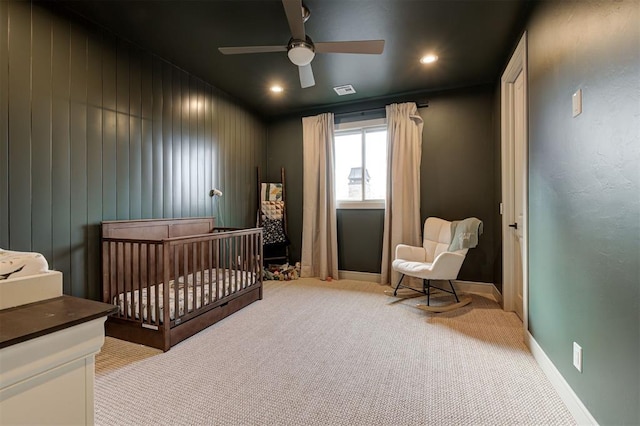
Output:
[{"xmin": 0, "ymin": 295, "xmax": 117, "ymax": 349}]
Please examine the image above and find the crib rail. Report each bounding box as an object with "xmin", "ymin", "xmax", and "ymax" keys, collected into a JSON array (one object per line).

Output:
[
  {"xmin": 102, "ymin": 227, "xmax": 263, "ymax": 329},
  {"xmin": 102, "ymin": 239, "xmax": 164, "ymax": 329},
  {"xmin": 164, "ymin": 228, "xmax": 263, "ymax": 327}
]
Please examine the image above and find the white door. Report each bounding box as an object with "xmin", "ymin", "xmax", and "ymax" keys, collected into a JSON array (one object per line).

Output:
[
  {"xmin": 512, "ymin": 70, "xmax": 525, "ymax": 320},
  {"xmin": 501, "ymin": 33, "xmax": 528, "ymax": 329}
]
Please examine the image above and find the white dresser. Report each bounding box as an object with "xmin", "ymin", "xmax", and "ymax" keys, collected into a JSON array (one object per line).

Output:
[{"xmin": 0, "ymin": 279, "xmax": 116, "ymax": 425}]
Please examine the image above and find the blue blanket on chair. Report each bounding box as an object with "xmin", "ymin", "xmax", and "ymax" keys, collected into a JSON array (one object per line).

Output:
[{"xmin": 449, "ymin": 217, "xmax": 483, "ymax": 251}]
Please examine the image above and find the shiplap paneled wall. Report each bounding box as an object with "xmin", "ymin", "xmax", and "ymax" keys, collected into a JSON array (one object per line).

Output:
[{"xmin": 0, "ymin": 1, "xmax": 267, "ymax": 299}]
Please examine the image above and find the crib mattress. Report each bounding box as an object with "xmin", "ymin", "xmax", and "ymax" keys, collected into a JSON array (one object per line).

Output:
[{"xmin": 114, "ymin": 269, "xmax": 256, "ymax": 323}]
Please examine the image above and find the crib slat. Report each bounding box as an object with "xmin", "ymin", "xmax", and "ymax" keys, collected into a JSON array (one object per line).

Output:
[
  {"xmin": 237, "ymin": 235, "xmax": 241, "ymax": 291},
  {"xmin": 192, "ymin": 241, "xmax": 197, "ymax": 312},
  {"xmin": 251, "ymin": 233, "xmax": 254, "ymax": 285},
  {"xmin": 245, "ymin": 234, "xmax": 250, "ymax": 288},
  {"xmin": 185, "ymin": 242, "xmax": 190, "ymax": 313},
  {"xmin": 234, "ymin": 235, "xmax": 238, "ymax": 293},
  {"xmin": 214, "ymin": 238, "xmax": 219, "ymax": 300},
  {"xmin": 156, "ymin": 243, "xmax": 162, "ymax": 326},
  {"xmin": 231, "ymin": 236, "xmax": 240, "ymax": 293},
  {"xmin": 184, "ymin": 242, "xmax": 189, "ymax": 315},
  {"xmin": 243, "ymin": 234, "xmax": 247, "ymax": 288},
  {"xmin": 174, "ymin": 245, "xmax": 179, "ymax": 324},
  {"xmin": 117, "ymin": 242, "xmax": 125, "ymax": 319},
  {"xmin": 252, "ymin": 233, "xmax": 256, "ymax": 286},
  {"xmin": 110, "ymin": 242, "xmax": 116, "ymax": 305},
  {"xmin": 131, "ymin": 243, "xmax": 136, "ymax": 319},
  {"xmin": 227, "ymin": 236, "xmax": 231, "ymax": 295},
  {"xmin": 258, "ymin": 232, "xmax": 263, "ymax": 282},
  {"xmin": 127, "ymin": 243, "xmax": 133, "ymax": 320},
  {"xmin": 188, "ymin": 242, "xmax": 192, "ymax": 312},
  {"xmin": 146, "ymin": 243, "xmax": 152, "ymax": 326},
  {"xmin": 180, "ymin": 243, "xmax": 184, "ymax": 320},
  {"xmin": 248, "ymin": 234, "xmax": 253, "ymax": 286},
  {"xmin": 222, "ymin": 236, "xmax": 227, "ymax": 297},
  {"xmin": 239, "ymin": 235, "xmax": 245, "ymax": 290},
  {"xmin": 230, "ymin": 236, "xmax": 235, "ymax": 294},
  {"xmin": 255, "ymin": 234, "xmax": 258, "ymax": 284},
  {"xmin": 250, "ymin": 233, "xmax": 255, "ymax": 286},
  {"xmin": 136, "ymin": 243, "xmax": 142, "ymax": 323},
  {"xmin": 186, "ymin": 242, "xmax": 192, "ymax": 314},
  {"xmin": 216, "ymin": 237, "xmax": 221, "ymax": 300},
  {"xmin": 200, "ymin": 240, "xmax": 206, "ymax": 308},
  {"xmin": 115, "ymin": 242, "xmax": 120, "ymax": 318},
  {"xmin": 208, "ymin": 239, "xmax": 213, "ymax": 304},
  {"xmin": 232, "ymin": 236, "xmax": 236, "ymax": 292}
]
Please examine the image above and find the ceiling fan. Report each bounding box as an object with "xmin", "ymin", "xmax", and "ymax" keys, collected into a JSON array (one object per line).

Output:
[{"xmin": 218, "ymin": 0, "xmax": 385, "ymax": 89}]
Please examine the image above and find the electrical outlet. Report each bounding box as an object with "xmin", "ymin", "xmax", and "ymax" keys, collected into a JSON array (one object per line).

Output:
[{"xmin": 573, "ymin": 342, "xmax": 583, "ymax": 372}]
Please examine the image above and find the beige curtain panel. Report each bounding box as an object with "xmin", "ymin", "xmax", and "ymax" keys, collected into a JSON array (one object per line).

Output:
[
  {"xmin": 381, "ymin": 102, "xmax": 424, "ymax": 286},
  {"xmin": 301, "ymin": 113, "xmax": 339, "ymax": 280}
]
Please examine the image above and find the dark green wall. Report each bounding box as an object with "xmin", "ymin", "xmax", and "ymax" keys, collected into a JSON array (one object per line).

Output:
[
  {"xmin": 266, "ymin": 86, "xmax": 498, "ymax": 284},
  {"xmin": 265, "ymin": 118, "xmax": 304, "ymax": 266},
  {"xmin": 0, "ymin": 1, "xmax": 267, "ymax": 299},
  {"xmin": 492, "ymin": 83, "xmax": 503, "ymax": 291},
  {"xmin": 525, "ymin": 1, "xmax": 639, "ymax": 424},
  {"xmin": 336, "ymin": 209, "xmax": 385, "ymax": 274},
  {"xmin": 418, "ymin": 88, "xmax": 497, "ymax": 284}
]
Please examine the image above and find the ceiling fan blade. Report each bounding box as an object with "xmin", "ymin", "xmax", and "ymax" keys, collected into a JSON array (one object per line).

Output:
[
  {"xmin": 282, "ymin": 0, "xmax": 305, "ymax": 40},
  {"xmin": 218, "ymin": 45, "xmax": 287, "ymax": 55},
  {"xmin": 299, "ymin": 64, "xmax": 315, "ymax": 88},
  {"xmin": 315, "ymin": 40, "xmax": 385, "ymax": 55}
]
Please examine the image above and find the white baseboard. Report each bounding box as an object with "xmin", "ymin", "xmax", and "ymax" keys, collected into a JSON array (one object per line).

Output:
[
  {"xmin": 338, "ymin": 270, "xmax": 381, "ymax": 283},
  {"xmin": 453, "ymin": 280, "xmax": 502, "ymax": 303},
  {"xmin": 337, "ymin": 273, "xmax": 502, "ymax": 302},
  {"xmin": 526, "ymin": 332, "xmax": 598, "ymax": 425}
]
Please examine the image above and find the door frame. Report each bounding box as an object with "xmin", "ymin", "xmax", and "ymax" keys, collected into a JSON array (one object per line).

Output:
[{"xmin": 501, "ymin": 33, "xmax": 528, "ymax": 332}]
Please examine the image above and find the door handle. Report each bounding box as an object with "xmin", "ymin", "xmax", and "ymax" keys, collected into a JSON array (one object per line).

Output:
[{"xmin": 508, "ymin": 223, "xmax": 518, "ymax": 229}]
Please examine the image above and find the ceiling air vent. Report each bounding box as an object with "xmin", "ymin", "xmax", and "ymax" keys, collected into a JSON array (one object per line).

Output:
[{"xmin": 333, "ymin": 85, "xmax": 356, "ymax": 96}]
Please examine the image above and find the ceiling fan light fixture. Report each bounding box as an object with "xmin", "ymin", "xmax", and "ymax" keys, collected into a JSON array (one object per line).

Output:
[{"xmin": 288, "ymin": 40, "xmax": 315, "ymax": 66}]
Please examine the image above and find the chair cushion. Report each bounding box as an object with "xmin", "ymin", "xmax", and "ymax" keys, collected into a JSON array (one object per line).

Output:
[
  {"xmin": 393, "ymin": 251, "xmax": 466, "ymax": 280},
  {"xmin": 392, "ymin": 259, "xmax": 434, "ymax": 277},
  {"xmin": 422, "ymin": 217, "xmax": 453, "ymax": 262}
]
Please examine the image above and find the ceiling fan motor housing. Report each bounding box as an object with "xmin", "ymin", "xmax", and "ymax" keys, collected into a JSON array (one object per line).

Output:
[
  {"xmin": 218, "ymin": 1, "xmax": 384, "ymax": 88},
  {"xmin": 287, "ymin": 38, "xmax": 315, "ymax": 66}
]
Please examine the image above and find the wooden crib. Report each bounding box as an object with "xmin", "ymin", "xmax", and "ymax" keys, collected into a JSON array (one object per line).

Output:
[{"xmin": 101, "ymin": 217, "xmax": 263, "ymax": 351}]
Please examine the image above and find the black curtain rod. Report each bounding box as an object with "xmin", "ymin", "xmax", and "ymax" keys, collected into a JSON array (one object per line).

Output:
[{"xmin": 335, "ymin": 101, "xmax": 429, "ymax": 118}]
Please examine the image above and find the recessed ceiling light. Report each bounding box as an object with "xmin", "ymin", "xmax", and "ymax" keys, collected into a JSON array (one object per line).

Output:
[
  {"xmin": 420, "ymin": 54, "xmax": 438, "ymax": 64},
  {"xmin": 270, "ymin": 85, "xmax": 284, "ymax": 93}
]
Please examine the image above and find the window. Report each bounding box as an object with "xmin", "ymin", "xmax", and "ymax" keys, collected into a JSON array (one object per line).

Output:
[{"xmin": 334, "ymin": 118, "xmax": 387, "ymax": 209}]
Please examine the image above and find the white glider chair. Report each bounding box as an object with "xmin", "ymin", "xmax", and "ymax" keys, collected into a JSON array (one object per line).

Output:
[{"xmin": 390, "ymin": 217, "xmax": 480, "ymax": 312}]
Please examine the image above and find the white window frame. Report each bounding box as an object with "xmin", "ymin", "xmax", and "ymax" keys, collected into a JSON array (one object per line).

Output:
[{"xmin": 334, "ymin": 118, "xmax": 387, "ymax": 210}]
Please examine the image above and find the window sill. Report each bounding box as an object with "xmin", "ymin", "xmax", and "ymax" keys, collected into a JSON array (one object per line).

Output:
[{"xmin": 336, "ymin": 200, "xmax": 385, "ymax": 210}]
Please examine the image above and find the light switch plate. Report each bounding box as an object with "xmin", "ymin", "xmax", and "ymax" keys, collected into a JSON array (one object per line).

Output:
[
  {"xmin": 572, "ymin": 89, "xmax": 582, "ymax": 117},
  {"xmin": 573, "ymin": 342, "xmax": 583, "ymax": 372}
]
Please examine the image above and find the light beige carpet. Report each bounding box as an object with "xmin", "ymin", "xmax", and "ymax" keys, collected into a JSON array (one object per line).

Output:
[{"xmin": 95, "ymin": 278, "xmax": 575, "ymax": 425}]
